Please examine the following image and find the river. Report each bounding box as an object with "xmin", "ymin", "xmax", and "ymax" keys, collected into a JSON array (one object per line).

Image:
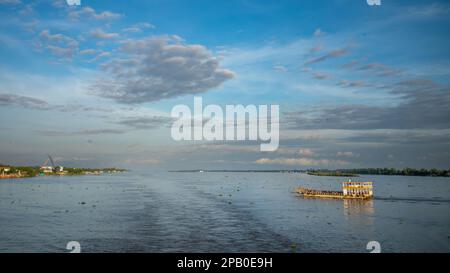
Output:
[{"xmin": 0, "ymin": 171, "xmax": 449, "ymax": 252}]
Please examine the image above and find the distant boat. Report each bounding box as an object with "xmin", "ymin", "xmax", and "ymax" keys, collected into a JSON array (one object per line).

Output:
[
  {"xmin": 199, "ymin": 170, "xmax": 204, "ymax": 173},
  {"xmin": 295, "ymin": 181, "xmax": 374, "ymax": 200}
]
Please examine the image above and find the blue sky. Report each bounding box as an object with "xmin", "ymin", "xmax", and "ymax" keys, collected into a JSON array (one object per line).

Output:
[{"xmin": 0, "ymin": 0, "xmax": 449, "ymax": 169}]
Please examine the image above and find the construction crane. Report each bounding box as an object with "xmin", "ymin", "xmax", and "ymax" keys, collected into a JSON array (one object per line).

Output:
[
  {"xmin": 42, "ymin": 155, "xmax": 55, "ymax": 168},
  {"xmin": 41, "ymin": 155, "xmax": 63, "ymax": 173},
  {"xmin": 48, "ymin": 155, "xmax": 55, "ymax": 168}
]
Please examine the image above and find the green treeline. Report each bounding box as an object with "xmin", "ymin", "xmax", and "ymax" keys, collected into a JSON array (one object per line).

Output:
[
  {"xmin": 306, "ymin": 171, "xmax": 359, "ymax": 177},
  {"xmin": 1, "ymin": 164, "xmax": 127, "ymax": 178},
  {"xmin": 309, "ymin": 168, "xmax": 450, "ymax": 177}
]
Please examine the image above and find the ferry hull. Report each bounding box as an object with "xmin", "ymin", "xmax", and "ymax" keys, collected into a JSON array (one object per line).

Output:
[
  {"xmin": 295, "ymin": 184, "xmax": 374, "ymax": 200},
  {"xmin": 299, "ymin": 193, "xmax": 373, "ymax": 200}
]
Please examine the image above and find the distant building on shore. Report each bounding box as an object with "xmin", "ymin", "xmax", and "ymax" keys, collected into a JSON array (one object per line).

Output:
[
  {"xmin": 40, "ymin": 166, "xmax": 53, "ymax": 173},
  {"xmin": 0, "ymin": 167, "xmax": 10, "ymax": 172}
]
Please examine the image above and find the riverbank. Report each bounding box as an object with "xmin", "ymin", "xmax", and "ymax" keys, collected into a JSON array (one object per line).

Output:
[
  {"xmin": 171, "ymin": 168, "xmax": 450, "ymax": 177},
  {"xmin": 306, "ymin": 171, "xmax": 359, "ymax": 177},
  {"xmin": 0, "ymin": 166, "xmax": 127, "ymax": 180},
  {"xmin": 308, "ymin": 168, "xmax": 450, "ymax": 177},
  {"xmin": 0, "ymin": 173, "xmax": 26, "ymax": 179}
]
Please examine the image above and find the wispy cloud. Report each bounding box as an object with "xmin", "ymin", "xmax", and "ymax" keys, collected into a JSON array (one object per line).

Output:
[
  {"xmin": 123, "ymin": 158, "xmax": 162, "ymax": 165},
  {"xmin": 116, "ymin": 116, "xmax": 174, "ymax": 129},
  {"xmin": 90, "ymin": 28, "xmax": 119, "ymax": 39},
  {"xmin": 0, "ymin": 93, "xmax": 49, "ymax": 110},
  {"xmin": 273, "ymin": 65, "xmax": 287, "ymax": 72},
  {"xmin": 312, "ymin": 72, "xmax": 329, "ymax": 80},
  {"xmin": 80, "ymin": 48, "xmax": 97, "ymax": 55},
  {"xmin": 357, "ymin": 63, "xmax": 403, "ymax": 77},
  {"xmin": 68, "ymin": 6, "xmax": 122, "ymax": 21},
  {"xmin": 38, "ymin": 128, "xmax": 126, "ymax": 136},
  {"xmin": 0, "ymin": 93, "xmax": 112, "ymax": 113},
  {"xmin": 285, "ymin": 79, "xmax": 450, "ymax": 130},
  {"xmin": 38, "ymin": 29, "xmax": 79, "ymax": 59},
  {"xmin": 337, "ymin": 80, "xmax": 367, "ymax": 88},
  {"xmin": 313, "ymin": 28, "xmax": 325, "ymax": 37},
  {"xmin": 304, "ymin": 48, "xmax": 348, "ymax": 65},
  {"xmin": 0, "ymin": 0, "xmax": 21, "ymax": 5},
  {"xmin": 255, "ymin": 157, "xmax": 348, "ymax": 167},
  {"xmin": 123, "ymin": 22, "xmax": 155, "ymax": 33}
]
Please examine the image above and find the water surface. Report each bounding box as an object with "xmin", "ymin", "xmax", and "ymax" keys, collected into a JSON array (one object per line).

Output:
[{"xmin": 0, "ymin": 171, "xmax": 449, "ymax": 252}]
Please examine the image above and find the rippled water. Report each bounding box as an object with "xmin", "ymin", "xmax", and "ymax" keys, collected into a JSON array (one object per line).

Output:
[{"xmin": 0, "ymin": 171, "xmax": 449, "ymax": 252}]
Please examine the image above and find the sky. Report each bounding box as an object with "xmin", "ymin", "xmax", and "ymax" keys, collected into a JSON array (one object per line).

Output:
[{"xmin": 0, "ymin": 0, "xmax": 449, "ymax": 170}]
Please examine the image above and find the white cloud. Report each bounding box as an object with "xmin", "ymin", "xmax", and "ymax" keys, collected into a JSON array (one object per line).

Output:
[
  {"xmin": 304, "ymin": 48, "xmax": 348, "ymax": 65},
  {"xmin": 0, "ymin": 0, "xmax": 21, "ymax": 5},
  {"xmin": 88, "ymin": 51, "xmax": 111, "ymax": 63},
  {"xmin": 90, "ymin": 28, "xmax": 119, "ymax": 39},
  {"xmin": 337, "ymin": 80, "xmax": 367, "ymax": 88},
  {"xmin": 39, "ymin": 29, "xmax": 78, "ymax": 47},
  {"xmin": 123, "ymin": 22, "xmax": 155, "ymax": 33},
  {"xmin": 314, "ymin": 28, "xmax": 325, "ymax": 37},
  {"xmin": 46, "ymin": 45, "xmax": 76, "ymax": 58},
  {"xmin": 124, "ymin": 158, "xmax": 162, "ymax": 165},
  {"xmin": 337, "ymin": 151, "xmax": 355, "ymax": 157},
  {"xmin": 313, "ymin": 72, "xmax": 329, "ymax": 80},
  {"xmin": 39, "ymin": 29, "xmax": 79, "ymax": 59},
  {"xmin": 91, "ymin": 35, "xmax": 234, "ymax": 103},
  {"xmin": 123, "ymin": 27, "xmax": 141, "ymax": 33},
  {"xmin": 134, "ymin": 22, "xmax": 155, "ymax": 29},
  {"xmin": 298, "ymin": 148, "xmax": 315, "ymax": 157},
  {"xmin": 69, "ymin": 6, "xmax": 122, "ymax": 21},
  {"xmin": 255, "ymin": 157, "xmax": 348, "ymax": 166},
  {"xmin": 80, "ymin": 49, "xmax": 97, "ymax": 55},
  {"xmin": 273, "ymin": 65, "xmax": 287, "ymax": 72}
]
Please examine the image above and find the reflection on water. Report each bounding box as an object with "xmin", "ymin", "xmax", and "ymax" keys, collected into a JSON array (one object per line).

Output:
[
  {"xmin": 343, "ymin": 199, "xmax": 375, "ymax": 217},
  {"xmin": 0, "ymin": 171, "xmax": 449, "ymax": 253},
  {"xmin": 343, "ymin": 199, "xmax": 375, "ymax": 226}
]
